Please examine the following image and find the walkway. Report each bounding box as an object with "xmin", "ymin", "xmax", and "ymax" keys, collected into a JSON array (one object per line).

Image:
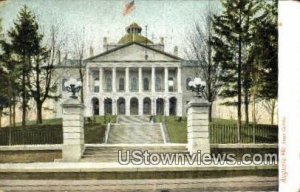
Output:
[{"xmin": 0, "ymin": 176, "xmax": 278, "ymax": 191}]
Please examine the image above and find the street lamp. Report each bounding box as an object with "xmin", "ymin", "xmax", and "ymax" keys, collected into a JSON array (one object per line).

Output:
[
  {"xmin": 64, "ymin": 77, "xmax": 82, "ymax": 99},
  {"xmin": 188, "ymin": 77, "xmax": 206, "ymax": 98}
]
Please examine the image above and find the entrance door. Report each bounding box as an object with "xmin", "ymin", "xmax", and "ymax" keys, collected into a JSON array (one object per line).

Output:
[
  {"xmin": 130, "ymin": 98, "xmax": 139, "ymax": 115},
  {"xmin": 117, "ymin": 98, "xmax": 126, "ymax": 115}
]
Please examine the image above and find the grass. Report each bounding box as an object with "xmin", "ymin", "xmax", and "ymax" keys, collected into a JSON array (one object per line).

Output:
[
  {"xmin": 164, "ymin": 116, "xmax": 187, "ymax": 143},
  {"xmin": 155, "ymin": 116, "xmax": 277, "ymax": 144}
]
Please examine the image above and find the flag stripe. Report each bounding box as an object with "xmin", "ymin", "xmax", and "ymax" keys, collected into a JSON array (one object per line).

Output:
[{"xmin": 123, "ymin": 1, "xmax": 135, "ymax": 16}]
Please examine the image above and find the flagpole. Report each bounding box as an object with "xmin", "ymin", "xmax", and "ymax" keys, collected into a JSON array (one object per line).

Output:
[{"xmin": 145, "ymin": 25, "xmax": 148, "ymax": 60}]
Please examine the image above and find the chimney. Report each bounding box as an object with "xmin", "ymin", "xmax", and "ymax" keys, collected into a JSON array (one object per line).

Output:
[
  {"xmin": 103, "ymin": 37, "xmax": 108, "ymax": 51},
  {"xmin": 173, "ymin": 46, "xmax": 178, "ymax": 56},
  {"xmin": 89, "ymin": 46, "xmax": 94, "ymax": 57},
  {"xmin": 57, "ymin": 50, "xmax": 61, "ymax": 64},
  {"xmin": 160, "ymin": 37, "xmax": 164, "ymax": 45}
]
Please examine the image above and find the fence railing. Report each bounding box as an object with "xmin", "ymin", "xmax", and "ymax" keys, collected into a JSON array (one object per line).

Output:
[
  {"xmin": 209, "ymin": 123, "xmax": 278, "ymax": 144},
  {"xmin": 0, "ymin": 126, "xmax": 63, "ymax": 146}
]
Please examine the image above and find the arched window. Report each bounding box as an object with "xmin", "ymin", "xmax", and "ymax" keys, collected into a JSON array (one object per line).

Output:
[
  {"xmin": 143, "ymin": 78, "xmax": 149, "ymax": 91},
  {"xmin": 106, "ymin": 77, "xmax": 112, "ymax": 91},
  {"xmin": 186, "ymin": 77, "xmax": 192, "ymax": 90},
  {"xmin": 119, "ymin": 78, "xmax": 124, "ymax": 91},
  {"xmin": 155, "ymin": 77, "xmax": 161, "ymax": 91},
  {"xmin": 131, "ymin": 77, "xmax": 137, "ymax": 91}
]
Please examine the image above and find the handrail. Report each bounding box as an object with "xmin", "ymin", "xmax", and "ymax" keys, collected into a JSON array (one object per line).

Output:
[
  {"xmin": 104, "ymin": 123, "xmax": 111, "ymax": 144},
  {"xmin": 160, "ymin": 122, "xmax": 170, "ymax": 143}
]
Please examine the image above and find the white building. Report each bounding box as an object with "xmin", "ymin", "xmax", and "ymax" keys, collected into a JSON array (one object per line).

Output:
[{"xmin": 54, "ymin": 23, "xmax": 199, "ymax": 118}]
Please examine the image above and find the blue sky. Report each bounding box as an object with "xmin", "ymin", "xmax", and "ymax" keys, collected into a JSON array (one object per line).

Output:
[{"xmin": 0, "ymin": 0, "xmax": 221, "ymax": 57}]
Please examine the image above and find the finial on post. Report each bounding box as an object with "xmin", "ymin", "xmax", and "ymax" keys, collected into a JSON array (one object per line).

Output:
[
  {"xmin": 64, "ymin": 78, "xmax": 82, "ymax": 99},
  {"xmin": 188, "ymin": 77, "xmax": 206, "ymax": 98}
]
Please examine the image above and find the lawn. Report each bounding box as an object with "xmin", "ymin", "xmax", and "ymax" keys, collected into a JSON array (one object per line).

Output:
[{"xmin": 156, "ymin": 116, "xmax": 277, "ymax": 144}]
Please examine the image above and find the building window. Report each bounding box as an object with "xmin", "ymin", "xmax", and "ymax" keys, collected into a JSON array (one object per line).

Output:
[
  {"xmin": 119, "ymin": 78, "xmax": 125, "ymax": 91},
  {"xmin": 186, "ymin": 77, "xmax": 192, "ymax": 90},
  {"xmin": 168, "ymin": 77, "xmax": 174, "ymax": 92},
  {"xmin": 62, "ymin": 78, "xmax": 67, "ymax": 91},
  {"xmin": 144, "ymin": 78, "xmax": 149, "ymax": 91},
  {"xmin": 94, "ymin": 78, "xmax": 99, "ymax": 93},
  {"xmin": 106, "ymin": 77, "xmax": 112, "ymax": 91},
  {"xmin": 155, "ymin": 77, "xmax": 161, "ymax": 91},
  {"xmin": 131, "ymin": 77, "xmax": 137, "ymax": 91}
]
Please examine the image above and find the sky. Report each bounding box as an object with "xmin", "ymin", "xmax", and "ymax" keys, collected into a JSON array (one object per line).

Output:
[{"xmin": 0, "ymin": 0, "xmax": 221, "ymax": 58}]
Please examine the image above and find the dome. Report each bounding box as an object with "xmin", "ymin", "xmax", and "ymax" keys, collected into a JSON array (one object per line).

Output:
[
  {"xmin": 118, "ymin": 34, "xmax": 153, "ymax": 44},
  {"xmin": 118, "ymin": 22, "xmax": 153, "ymax": 44}
]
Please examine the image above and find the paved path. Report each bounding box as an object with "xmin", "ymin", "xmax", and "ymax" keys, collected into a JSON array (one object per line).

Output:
[{"xmin": 0, "ymin": 176, "xmax": 278, "ymax": 191}]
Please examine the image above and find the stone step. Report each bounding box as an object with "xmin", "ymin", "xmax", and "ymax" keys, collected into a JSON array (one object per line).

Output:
[
  {"xmin": 117, "ymin": 115, "xmax": 151, "ymax": 124},
  {"xmin": 81, "ymin": 145, "xmax": 189, "ymax": 162},
  {"xmin": 107, "ymin": 118, "xmax": 164, "ymax": 144}
]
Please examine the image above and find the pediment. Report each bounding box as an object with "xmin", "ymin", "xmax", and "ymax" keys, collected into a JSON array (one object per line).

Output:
[{"xmin": 86, "ymin": 42, "xmax": 181, "ymax": 62}]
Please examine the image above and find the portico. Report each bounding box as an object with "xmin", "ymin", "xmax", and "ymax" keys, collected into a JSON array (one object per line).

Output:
[{"xmin": 86, "ymin": 65, "xmax": 183, "ymax": 117}]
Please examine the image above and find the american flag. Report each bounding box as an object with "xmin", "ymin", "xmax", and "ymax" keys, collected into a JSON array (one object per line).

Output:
[{"xmin": 123, "ymin": 0, "xmax": 135, "ymax": 16}]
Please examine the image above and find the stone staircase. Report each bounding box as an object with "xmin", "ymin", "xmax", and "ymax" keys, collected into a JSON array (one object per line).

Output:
[
  {"xmin": 117, "ymin": 115, "xmax": 151, "ymax": 124},
  {"xmin": 80, "ymin": 115, "xmax": 184, "ymax": 162},
  {"xmin": 81, "ymin": 144, "xmax": 188, "ymax": 162},
  {"xmin": 107, "ymin": 116, "xmax": 164, "ymax": 144}
]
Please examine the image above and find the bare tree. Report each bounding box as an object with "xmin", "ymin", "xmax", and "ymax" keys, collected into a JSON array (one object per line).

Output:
[
  {"xmin": 71, "ymin": 27, "xmax": 90, "ymax": 103},
  {"xmin": 27, "ymin": 24, "xmax": 63, "ymax": 124},
  {"xmin": 262, "ymin": 99, "xmax": 276, "ymax": 125},
  {"xmin": 185, "ymin": 3, "xmax": 221, "ymax": 122}
]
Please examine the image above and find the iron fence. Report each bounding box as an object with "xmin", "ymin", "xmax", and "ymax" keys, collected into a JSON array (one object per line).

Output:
[
  {"xmin": 209, "ymin": 123, "xmax": 278, "ymax": 144},
  {"xmin": 0, "ymin": 126, "xmax": 63, "ymax": 145}
]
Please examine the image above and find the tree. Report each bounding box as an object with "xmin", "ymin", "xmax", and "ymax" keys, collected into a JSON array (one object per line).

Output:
[
  {"xmin": 0, "ymin": 37, "xmax": 21, "ymax": 129},
  {"xmin": 26, "ymin": 23, "xmax": 62, "ymax": 124},
  {"xmin": 251, "ymin": 0, "xmax": 278, "ymax": 124},
  {"xmin": 71, "ymin": 28, "xmax": 88, "ymax": 103},
  {"xmin": 8, "ymin": 6, "xmax": 41, "ymax": 127},
  {"xmin": 212, "ymin": 0, "xmax": 261, "ymax": 141},
  {"xmin": 186, "ymin": 3, "xmax": 221, "ymax": 122},
  {"xmin": 0, "ymin": 67, "xmax": 9, "ymax": 128}
]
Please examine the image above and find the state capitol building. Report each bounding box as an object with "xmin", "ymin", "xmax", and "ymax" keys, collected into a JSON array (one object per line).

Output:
[{"xmin": 54, "ymin": 23, "xmax": 197, "ymax": 118}]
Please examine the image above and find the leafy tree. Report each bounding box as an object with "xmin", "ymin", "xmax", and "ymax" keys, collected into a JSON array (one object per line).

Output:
[
  {"xmin": 212, "ymin": 0, "xmax": 261, "ymax": 141},
  {"xmin": 0, "ymin": 66, "xmax": 9, "ymax": 128},
  {"xmin": 250, "ymin": 0, "xmax": 277, "ymax": 124},
  {"xmin": 0, "ymin": 37, "xmax": 21, "ymax": 129},
  {"xmin": 8, "ymin": 5, "xmax": 41, "ymax": 127}
]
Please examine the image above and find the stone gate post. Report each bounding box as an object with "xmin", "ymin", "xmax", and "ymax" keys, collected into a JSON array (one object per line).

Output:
[
  {"xmin": 61, "ymin": 98, "xmax": 85, "ymax": 161},
  {"xmin": 186, "ymin": 98, "xmax": 211, "ymax": 154}
]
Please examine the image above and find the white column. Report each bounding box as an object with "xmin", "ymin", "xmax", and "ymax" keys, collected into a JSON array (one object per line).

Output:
[
  {"xmin": 164, "ymin": 67, "xmax": 168, "ymax": 93},
  {"xmin": 112, "ymin": 67, "xmax": 116, "ymax": 92},
  {"xmin": 165, "ymin": 98, "xmax": 169, "ymax": 116},
  {"xmin": 152, "ymin": 98, "xmax": 156, "ymax": 115},
  {"xmin": 139, "ymin": 97, "xmax": 143, "ymax": 115},
  {"xmin": 125, "ymin": 67, "xmax": 129, "ymax": 92},
  {"xmin": 125, "ymin": 97, "xmax": 130, "ymax": 115},
  {"xmin": 99, "ymin": 67, "xmax": 103, "ymax": 92},
  {"xmin": 151, "ymin": 67, "xmax": 155, "ymax": 93},
  {"xmin": 177, "ymin": 67, "xmax": 182, "ymax": 92},
  {"xmin": 112, "ymin": 98, "xmax": 117, "ymax": 115},
  {"xmin": 139, "ymin": 67, "xmax": 142, "ymax": 92},
  {"xmin": 99, "ymin": 98, "xmax": 104, "ymax": 116}
]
